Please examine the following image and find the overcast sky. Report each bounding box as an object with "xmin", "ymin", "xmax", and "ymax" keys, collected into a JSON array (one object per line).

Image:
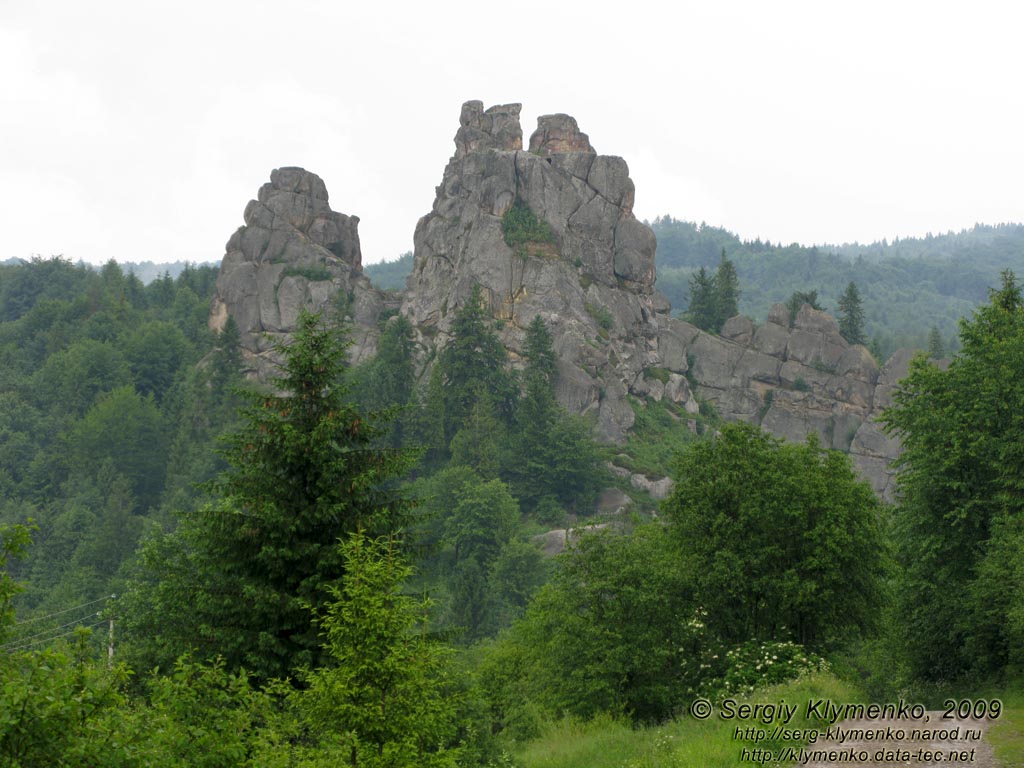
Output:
[{"xmin": 3, "ymin": 1, "xmax": 1022, "ymax": 268}]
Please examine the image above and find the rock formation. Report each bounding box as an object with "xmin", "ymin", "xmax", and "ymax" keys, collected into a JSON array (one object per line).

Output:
[
  {"xmin": 208, "ymin": 167, "xmax": 385, "ymax": 378},
  {"xmin": 400, "ymin": 101, "xmax": 904, "ymax": 499},
  {"xmin": 402, "ymin": 100, "xmax": 664, "ymax": 443},
  {"xmin": 208, "ymin": 103, "xmax": 905, "ymax": 500},
  {"xmin": 669, "ymin": 304, "xmax": 907, "ymax": 499}
]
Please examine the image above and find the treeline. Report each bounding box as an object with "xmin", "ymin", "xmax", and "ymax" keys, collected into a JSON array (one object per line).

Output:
[{"xmin": 654, "ymin": 218, "xmax": 1024, "ymax": 359}]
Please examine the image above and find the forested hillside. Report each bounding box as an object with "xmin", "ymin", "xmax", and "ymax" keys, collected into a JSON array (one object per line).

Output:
[
  {"xmin": 1, "ymin": 254, "xmax": 1022, "ymax": 765},
  {"xmin": 653, "ymin": 218, "xmax": 1024, "ymax": 359}
]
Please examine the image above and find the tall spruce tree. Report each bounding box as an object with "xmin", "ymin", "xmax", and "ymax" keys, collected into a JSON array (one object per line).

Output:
[
  {"xmin": 511, "ymin": 316, "xmax": 602, "ymax": 512},
  {"xmin": 438, "ymin": 285, "xmax": 515, "ymax": 441},
  {"xmin": 122, "ymin": 310, "xmax": 414, "ymax": 680},
  {"xmin": 927, "ymin": 325, "xmax": 945, "ymax": 360},
  {"xmin": 686, "ymin": 266, "xmax": 717, "ymax": 332},
  {"xmin": 713, "ymin": 249, "xmax": 740, "ymax": 329},
  {"xmin": 837, "ymin": 281, "xmax": 867, "ymax": 345}
]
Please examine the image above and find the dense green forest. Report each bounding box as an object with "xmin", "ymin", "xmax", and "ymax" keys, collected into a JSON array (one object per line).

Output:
[{"xmin": 1, "ymin": 254, "xmax": 1023, "ymax": 765}]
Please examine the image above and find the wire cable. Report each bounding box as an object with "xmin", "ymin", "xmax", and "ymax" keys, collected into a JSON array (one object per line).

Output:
[
  {"xmin": 2, "ymin": 611, "xmax": 103, "ymax": 650},
  {"xmin": 13, "ymin": 595, "xmax": 115, "ymax": 626},
  {"xmin": 5, "ymin": 617, "xmax": 109, "ymax": 652}
]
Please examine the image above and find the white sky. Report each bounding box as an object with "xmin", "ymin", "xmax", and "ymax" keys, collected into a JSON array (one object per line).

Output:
[{"xmin": 2, "ymin": 1, "xmax": 1022, "ymax": 267}]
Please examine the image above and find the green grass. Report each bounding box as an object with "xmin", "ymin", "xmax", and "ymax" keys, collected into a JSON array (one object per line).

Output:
[
  {"xmin": 612, "ymin": 397, "xmax": 700, "ymax": 479},
  {"xmin": 513, "ymin": 671, "xmax": 862, "ymax": 768},
  {"xmin": 985, "ymin": 688, "xmax": 1024, "ymax": 766}
]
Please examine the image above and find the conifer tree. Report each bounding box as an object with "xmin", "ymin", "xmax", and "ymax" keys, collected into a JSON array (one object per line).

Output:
[
  {"xmin": 438, "ymin": 285, "xmax": 515, "ymax": 441},
  {"xmin": 927, "ymin": 325, "xmax": 945, "ymax": 359},
  {"xmin": 123, "ymin": 310, "xmax": 414, "ymax": 680},
  {"xmin": 686, "ymin": 266, "xmax": 717, "ymax": 332},
  {"xmin": 511, "ymin": 316, "xmax": 601, "ymax": 512},
  {"xmin": 837, "ymin": 281, "xmax": 867, "ymax": 345},
  {"xmin": 713, "ymin": 248, "xmax": 740, "ymax": 329},
  {"xmin": 297, "ymin": 532, "xmax": 461, "ymax": 767}
]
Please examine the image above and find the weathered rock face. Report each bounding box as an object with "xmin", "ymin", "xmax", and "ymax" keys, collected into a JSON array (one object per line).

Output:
[
  {"xmin": 400, "ymin": 100, "xmax": 906, "ymax": 497},
  {"xmin": 402, "ymin": 101, "xmax": 663, "ymax": 442},
  {"xmin": 209, "ymin": 167, "xmax": 385, "ymax": 378},
  {"xmin": 653, "ymin": 304, "xmax": 904, "ymax": 499},
  {"xmin": 209, "ymin": 104, "xmax": 906, "ymax": 501}
]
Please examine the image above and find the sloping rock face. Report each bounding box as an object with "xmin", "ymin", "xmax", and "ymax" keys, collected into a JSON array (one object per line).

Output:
[
  {"xmin": 402, "ymin": 101, "xmax": 665, "ymax": 442},
  {"xmin": 651, "ymin": 305, "xmax": 906, "ymax": 499},
  {"xmin": 402, "ymin": 101, "xmax": 905, "ymax": 497},
  {"xmin": 209, "ymin": 167, "xmax": 384, "ymax": 378}
]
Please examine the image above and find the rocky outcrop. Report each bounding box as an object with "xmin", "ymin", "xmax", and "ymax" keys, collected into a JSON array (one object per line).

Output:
[
  {"xmin": 209, "ymin": 103, "xmax": 906, "ymax": 502},
  {"xmin": 650, "ymin": 304, "xmax": 904, "ymax": 499},
  {"xmin": 209, "ymin": 167, "xmax": 385, "ymax": 378},
  {"xmin": 399, "ymin": 100, "xmax": 906, "ymax": 497},
  {"xmin": 402, "ymin": 101, "xmax": 664, "ymax": 443}
]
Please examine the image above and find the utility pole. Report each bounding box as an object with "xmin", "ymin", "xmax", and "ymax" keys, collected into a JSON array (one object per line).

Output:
[{"xmin": 106, "ymin": 593, "xmax": 116, "ymax": 670}]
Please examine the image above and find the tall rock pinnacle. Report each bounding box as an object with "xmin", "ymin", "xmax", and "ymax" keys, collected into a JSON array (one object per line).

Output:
[
  {"xmin": 402, "ymin": 101, "xmax": 668, "ymax": 441},
  {"xmin": 209, "ymin": 167, "xmax": 384, "ymax": 378}
]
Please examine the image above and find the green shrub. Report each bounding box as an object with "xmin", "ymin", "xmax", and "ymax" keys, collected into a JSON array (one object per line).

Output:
[
  {"xmin": 584, "ymin": 302, "xmax": 614, "ymax": 332},
  {"xmin": 281, "ymin": 265, "xmax": 333, "ymax": 282},
  {"xmin": 698, "ymin": 639, "xmax": 829, "ymax": 699},
  {"xmin": 643, "ymin": 366, "xmax": 671, "ymax": 384},
  {"xmin": 502, "ymin": 199, "xmax": 555, "ymax": 248},
  {"xmin": 793, "ymin": 377, "xmax": 810, "ymax": 391}
]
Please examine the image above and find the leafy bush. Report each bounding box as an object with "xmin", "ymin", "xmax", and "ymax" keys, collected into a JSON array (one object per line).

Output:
[
  {"xmin": 698, "ymin": 640, "xmax": 829, "ymax": 699},
  {"xmin": 502, "ymin": 199, "xmax": 555, "ymax": 248},
  {"xmin": 281, "ymin": 265, "xmax": 333, "ymax": 282}
]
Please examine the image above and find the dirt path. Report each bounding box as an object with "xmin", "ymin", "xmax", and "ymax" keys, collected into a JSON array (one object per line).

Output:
[{"xmin": 799, "ymin": 712, "xmax": 999, "ymax": 767}]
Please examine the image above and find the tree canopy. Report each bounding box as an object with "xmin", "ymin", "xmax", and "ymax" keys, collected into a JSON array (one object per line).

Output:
[
  {"xmin": 662, "ymin": 422, "xmax": 887, "ymax": 649},
  {"xmin": 123, "ymin": 310, "xmax": 414, "ymax": 680},
  {"xmin": 882, "ymin": 270, "xmax": 1024, "ymax": 680}
]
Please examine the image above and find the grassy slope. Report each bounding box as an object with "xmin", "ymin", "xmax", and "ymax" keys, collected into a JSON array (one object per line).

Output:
[
  {"xmin": 514, "ymin": 672, "xmax": 861, "ymax": 768},
  {"xmin": 985, "ymin": 689, "xmax": 1024, "ymax": 766}
]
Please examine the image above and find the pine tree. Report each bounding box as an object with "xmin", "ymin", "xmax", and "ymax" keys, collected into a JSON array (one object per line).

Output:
[
  {"xmin": 686, "ymin": 267, "xmax": 717, "ymax": 332},
  {"xmin": 123, "ymin": 310, "xmax": 415, "ymax": 680},
  {"xmin": 438, "ymin": 285, "xmax": 515, "ymax": 441},
  {"xmin": 786, "ymin": 289, "xmax": 823, "ymax": 326},
  {"xmin": 713, "ymin": 249, "xmax": 740, "ymax": 329},
  {"xmin": 510, "ymin": 316, "xmax": 602, "ymax": 512},
  {"xmin": 297, "ymin": 532, "xmax": 461, "ymax": 767},
  {"xmin": 837, "ymin": 281, "xmax": 867, "ymax": 345},
  {"xmin": 523, "ymin": 314, "xmax": 556, "ymax": 386},
  {"xmin": 927, "ymin": 325, "xmax": 945, "ymax": 359}
]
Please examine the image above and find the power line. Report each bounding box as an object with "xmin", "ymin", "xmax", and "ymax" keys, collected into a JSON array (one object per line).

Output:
[
  {"xmin": 5, "ymin": 617, "xmax": 109, "ymax": 652},
  {"xmin": 13, "ymin": 594, "xmax": 115, "ymax": 626},
  {"xmin": 2, "ymin": 611, "xmax": 103, "ymax": 651}
]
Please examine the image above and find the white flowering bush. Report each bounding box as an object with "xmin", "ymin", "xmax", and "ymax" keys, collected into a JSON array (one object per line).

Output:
[{"xmin": 697, "ymin": 640, "xmax": 828, "ymax": 699}]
